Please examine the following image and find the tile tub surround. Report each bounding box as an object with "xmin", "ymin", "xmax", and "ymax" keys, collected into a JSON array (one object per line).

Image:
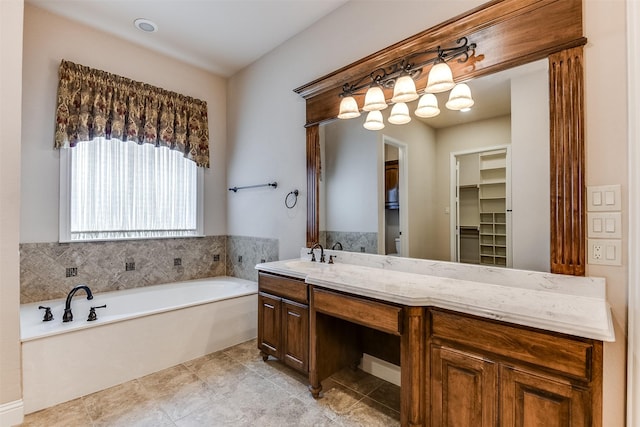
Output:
[
  {"xmin": 20, "ymin": 236, "xmax": 226, "ymax": 303},
  {"xmin": 20, "ymin": 235, "xmax": 279, "ymax": 303},
  {"xmin": 225, "ymin": 235, "xmax": 278, "ymax": 282},
  {"xmin": 20, "ymin": 339, "xmax": 400, "ymax": 427},
  {"xmin": 323, "ymin": 231, "xmax": 377, "ymax": 254},
  {"xmin": 256, "ymin": 251, "xmax": 615, "ymax": 342}
]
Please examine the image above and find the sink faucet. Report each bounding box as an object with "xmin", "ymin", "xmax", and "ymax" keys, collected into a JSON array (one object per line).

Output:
[
  {"xmin": 63, "ymin": 285, "xmax": 93, "ymax": 322},
  {"xmin": 308, "ymin": 243, "xmax": 325, "ymax": 263},
  {"xmin": 331, "ymin": 242, "xmax": 343, "ymax": 250}
]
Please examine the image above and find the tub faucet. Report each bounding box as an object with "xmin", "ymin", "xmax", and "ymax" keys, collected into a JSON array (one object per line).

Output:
[
  {"xmin": 331, "ymin": 242, "xmax": 343, "ymax": 250},
  {"xmin": 309, "ymin": 243, "xmax": 325, "ymax": 263},
  {"xmin": 63, "ymin": 285, "xmax": 93, "ymax": 322}
]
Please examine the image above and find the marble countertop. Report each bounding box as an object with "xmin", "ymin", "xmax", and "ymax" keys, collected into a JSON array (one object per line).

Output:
[{"xmin": 256, "ymin": 252, "xmax": 615, "ymax": 342}]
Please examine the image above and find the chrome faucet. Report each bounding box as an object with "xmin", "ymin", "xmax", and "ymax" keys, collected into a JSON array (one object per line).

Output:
[
  {"xmin": 63, "ymin": 285, "xmax": 93, "ymax": 322},
  {"xmin": 308, "ymin": 243, "xmax": 325, "ymax": 263}
]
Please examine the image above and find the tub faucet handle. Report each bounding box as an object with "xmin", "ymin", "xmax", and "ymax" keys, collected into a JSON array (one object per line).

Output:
[
  {"xmin": 38, "ymin": 306, "xmax": 53, "ymax": 322},
  {"xmin": 87, "ymin": 305, "xmax": 107, "ymax": 322}
]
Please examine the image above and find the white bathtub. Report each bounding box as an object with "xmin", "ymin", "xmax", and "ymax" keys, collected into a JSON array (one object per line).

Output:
[{"xmin": 21, "ymin": 276, "xmax": 258, "ymax": 414}]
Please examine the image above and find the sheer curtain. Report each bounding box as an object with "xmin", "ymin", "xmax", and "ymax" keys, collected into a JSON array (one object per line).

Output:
[{"xmin": 70, "ymin": 138, "xmax": 198, "ymax": 240}]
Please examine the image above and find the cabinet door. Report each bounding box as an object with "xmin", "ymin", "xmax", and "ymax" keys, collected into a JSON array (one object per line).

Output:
[
  {"xmin": 431, "ymin": 345, "xmax": 497, "ymax": 427},
  {"xmin": 385, "ymin": 160, "xmax": 399, "ymax": 209},
  {"xmin": 282, "ymin": 299, "xmax": 309, "ymax": 373},
  {"xmin": 500, "ymin": 365, "xmax": 589, "ymax": 427},
  {"xmin": 258, "ymin": 292, "xmax": 282, "ymax": 359}
]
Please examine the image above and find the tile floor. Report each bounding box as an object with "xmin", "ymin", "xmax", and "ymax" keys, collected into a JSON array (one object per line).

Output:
[{"xmin": 20, "ymin": 339, "xmax": 401, "ymax": 426}]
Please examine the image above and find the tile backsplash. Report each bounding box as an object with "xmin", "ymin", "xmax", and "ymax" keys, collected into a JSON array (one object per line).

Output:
[{"xmin": 20, "ymin": 235, "xmax": 278, "ymax": 303}]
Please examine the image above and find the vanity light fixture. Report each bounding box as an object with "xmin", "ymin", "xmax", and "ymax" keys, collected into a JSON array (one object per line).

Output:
[{"xmin": 336, "ymin": 37, "xmax": 476, "ymax": 129}]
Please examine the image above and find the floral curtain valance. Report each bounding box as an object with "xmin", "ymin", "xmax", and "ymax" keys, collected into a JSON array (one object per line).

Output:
[{"xmin": 54, "ymin": 60, "xmax": 210, "ymax": 167}]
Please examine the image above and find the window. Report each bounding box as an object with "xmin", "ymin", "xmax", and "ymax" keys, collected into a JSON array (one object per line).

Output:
[{"xmin": 60, "ymin": 138, "xmax": 203, "ymax": 242}]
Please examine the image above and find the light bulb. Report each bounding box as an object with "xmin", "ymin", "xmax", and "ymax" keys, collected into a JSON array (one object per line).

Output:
[
  {"xmin": 388, "ymin": 102, "xmax": 411, "ymax": 125},
  {"xmin": 337, "ymin": 96, "xmax": 360, "ymax": 119},
  {"xmin": 363, "ymin": 110, "xmax": 385, "ymax": 130},
  {"xmin": 362, "ymin": 86, "xmax": 388, "ymax": 111}
]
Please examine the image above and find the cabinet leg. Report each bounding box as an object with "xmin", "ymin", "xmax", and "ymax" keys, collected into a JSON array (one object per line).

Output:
[
  {"xmin": 259, "ymin": 350, "xmax": 269, "ymax": 361},
  {"xmin": 309, "ymin": 383, "xmax": 322, "ymax": 399}
]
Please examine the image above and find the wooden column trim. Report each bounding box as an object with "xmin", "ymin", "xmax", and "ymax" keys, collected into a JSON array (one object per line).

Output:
[
  {"xmin": 401, "ymin": 306, "xmax": 426, "ymax": 427},
  {"xmin": 306, "ymin": 125, "xmax": 320, "ymax": 247},
  {"xmin": 549, "ymin": 46, "xmax": 586, "ymax": 275}
]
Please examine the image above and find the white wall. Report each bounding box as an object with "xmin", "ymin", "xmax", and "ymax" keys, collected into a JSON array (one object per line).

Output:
[
  {"xmin": 324, "ymin": 119, "xmax": 378, "ymax": 233},
  {"xmin": 381, "ymin": 120, "xmax": 437, "ymax": 259},
  {"xmin": 583, "ymin": 2, "xmax": 629, "ymax": 425},
  {"xmin": 0, "ymin": 1, "xmax": 24, "ymax": 424},
  {"xmin": 511, "ymin": 65, "xmax": 550, "ymax": 272},
  {"xmin": 628, "ymin": 1, "xmax": 640, "ymax": 425},
  {"xmin": 20, "ymin": 4, "xmax": 228, "ymax": 243}
]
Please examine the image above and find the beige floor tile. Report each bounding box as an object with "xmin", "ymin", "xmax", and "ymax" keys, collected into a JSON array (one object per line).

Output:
[
  {"xmin": 21, "ymin": 340, "xmax": 401, "ymax": 427},
  {"xmin": 21, "ymin": 398, "xmax": 91, "ymax": 427},
  {"xmin": 367, "ymin": 381, "xmax": 401, "ymax": 413},
  {"xmin": 338, "ymin": 396, "xmax": 401, "ymax": 427},
  {"xmin": 82, "ymin": 380, "xmax": 173, "ymax": 427},
  {"xmin": 329, "ymin": 367, "xmax": 386, "ymax": 395},
  {"xmin": 138, "ymin": 364, "xmax": 216, "ymax": 421}
]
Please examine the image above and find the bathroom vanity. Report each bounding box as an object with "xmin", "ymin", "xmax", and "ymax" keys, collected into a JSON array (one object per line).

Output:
[{"xmin": 256, "ymin": 252, "xmax": 614, "ymax": 427}]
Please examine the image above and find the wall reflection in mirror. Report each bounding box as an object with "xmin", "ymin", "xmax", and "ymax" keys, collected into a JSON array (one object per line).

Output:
[{"xmin": 318, "ymin": 59, "xmax": 552, "ymax": 273}]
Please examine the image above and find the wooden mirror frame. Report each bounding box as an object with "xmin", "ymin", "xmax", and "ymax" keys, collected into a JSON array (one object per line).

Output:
[{"xmin": 295, "ymin": 0, "xmax": 586, "ymax": 276}]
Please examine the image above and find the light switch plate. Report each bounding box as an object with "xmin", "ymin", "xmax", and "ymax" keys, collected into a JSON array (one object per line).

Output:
[
  {"xmin": 587, "ymin": 184, "xmax": 621, "ymax": 212},
  {"xmin": 588, "ymin": 238, "xmax": 622, "ymax": 266},
  {"xmin": 587, "ymin": 212, "xmax": 622, "ymax": 238}
]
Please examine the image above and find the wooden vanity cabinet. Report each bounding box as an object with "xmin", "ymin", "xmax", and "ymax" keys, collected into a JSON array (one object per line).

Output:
[
  {"xmin": 258, "ymin": 272, "xmax": 309, "ymax": 373},
  {"xmin": 429, "ymin": 308, "xmax": 601, "ymax": 427}
]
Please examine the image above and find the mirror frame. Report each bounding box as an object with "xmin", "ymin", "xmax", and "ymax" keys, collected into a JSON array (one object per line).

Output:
[{"xmin": 295, "ymin": 0, "xmax": 586, "ymax": 275}]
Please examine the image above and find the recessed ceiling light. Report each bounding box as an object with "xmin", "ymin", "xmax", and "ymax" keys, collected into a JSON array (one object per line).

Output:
[{"xmin": 134, "ymin": 18, "xmax": 158, "ymax": 33}]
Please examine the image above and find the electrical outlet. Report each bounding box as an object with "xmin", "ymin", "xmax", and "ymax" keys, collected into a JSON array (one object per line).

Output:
[
  {"xmin": 238, "ymin": 255, "xmax": 243, "ymax": 263},
  {"xmin": 125, "ymin": 261, "xmax": 136, "ymax": 271},
  {"xmin": 213, "ymin": 254, "xmax": 220, "ymax": 262},
  {"xmin": 65, "ymin": 267, "xmax": 78, "ymax": 277},
  {"xmin": 588, "ymin": 239, "xmax": 622, "ymax": 266},
  {"xmin": 174, "ymin": 258, "xmax": 182, "ymax": 266},
  {"xmin": 592, "ymin": 244, "xmax": 603, "ymax": 260}
]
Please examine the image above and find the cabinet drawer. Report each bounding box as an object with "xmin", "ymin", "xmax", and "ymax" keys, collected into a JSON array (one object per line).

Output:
[
  {"xmin": 313, "ymin": 288, "xmax": 402, "ymax": 335},
  {"xmin": 430, "ymin": 309, "xmax": 594, "ymax": 381},
  {"xmin": 259, "ymin": 272, "xmax": 308, "ymax": 304}
]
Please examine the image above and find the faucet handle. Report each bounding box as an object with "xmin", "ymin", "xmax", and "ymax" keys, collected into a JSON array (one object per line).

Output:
[
  {"xmin": 328, "ymin": 255, "xmax": 337, "ymax": 264},
  {"xmin": 38, "ymin": 306, "xmax": 53, "ymax": 322},
  {"xmin": 308, "ymin": 248, "xmax": 317, "ymax": 262},
  {"xmin": 87, "ymin": 305, "xmax": 107, "ymax": 321}
]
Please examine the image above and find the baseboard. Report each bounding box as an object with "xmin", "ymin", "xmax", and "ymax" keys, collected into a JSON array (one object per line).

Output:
[
  {"xmin": 360, "ymin": 353, "xmax": 401, "ymax": 386},
  {"xmin": 0, "ymin": 400, "xmax": 24, "ymax": 427}
]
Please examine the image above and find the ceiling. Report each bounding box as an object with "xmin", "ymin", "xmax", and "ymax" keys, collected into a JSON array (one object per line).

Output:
[
  {"xmin": 26, "ymin": 0, "xmax": 546, "ymax": 128},
  {"xmin": 26, "ymin": 0, "xmax": 349, "ymax": 77}
]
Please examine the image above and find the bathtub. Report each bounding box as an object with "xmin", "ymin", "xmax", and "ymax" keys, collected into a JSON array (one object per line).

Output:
[{"xmin": 20, "ymin": 276, "xmax": 258, "ymax": 414}]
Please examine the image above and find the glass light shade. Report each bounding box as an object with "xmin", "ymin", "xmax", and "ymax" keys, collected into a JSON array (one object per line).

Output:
[
  {"xmin": 445, "ymin": 83, "xmax": 474, "ymax": 110},
  {"xmin": 363, "ymin": 110, "xmax": 385, "ymax": 130},
  {"xmin": 388, "ymin": 102, "xmax": 411, "ymax": 125},
  {"xmin": 425, "ymin": 62, "xmax": 455, "ymax": 93},
  {"xmin": 414, "ymin": 93, "xmax": 440, "ymax": 118},
  {"xmin": 337, "ymin": 96, "xmax": 360, "ymax": 119},
  {"xmin": 362, "ymin": 86, "xmax": 388, "ymax": 111},
  {"xmin": 391, "ymin": 76, "xmax": 418, "ymax": 103}
]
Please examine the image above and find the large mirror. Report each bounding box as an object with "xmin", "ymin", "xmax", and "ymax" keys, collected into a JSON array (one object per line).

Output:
[
  {"xmin": 296, "ymin": 0, "xmax": 587, "ymax": 276},
  {"xmin": 319, "ymin": 60, "xmax": 551, "ymax": 272}
]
